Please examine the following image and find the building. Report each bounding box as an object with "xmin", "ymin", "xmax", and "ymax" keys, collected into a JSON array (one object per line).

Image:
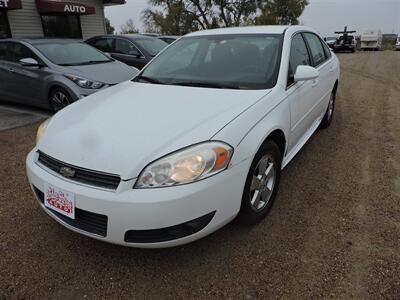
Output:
[{"xmin": 0, "ymin": 0, "xmax": 124, "ymax": 40}]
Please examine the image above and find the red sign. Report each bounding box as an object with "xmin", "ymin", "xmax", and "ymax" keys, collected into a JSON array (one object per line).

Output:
[
  {"xmin": 0, "ymin": 0, "xmax": 22, "ymax": 10},
  {"xmin": 36, "ymin": 0, "xmax": 95, "ymax": 15}
]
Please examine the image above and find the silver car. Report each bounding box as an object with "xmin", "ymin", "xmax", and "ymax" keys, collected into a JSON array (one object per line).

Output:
[{"xmin": 0, "ymin": 39, "xmax": 138, "ymax": 112}]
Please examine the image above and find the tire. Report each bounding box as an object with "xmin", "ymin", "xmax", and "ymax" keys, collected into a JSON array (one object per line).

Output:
[
  {"xmin": 320, "ymin": 88, "xmax": 336, "ymax": 129},
  {"xmin": 239, "ymin": 140, "xmax": 282, "ymax": 224},
  {"xmin": 49, "ymin": 87, "xmax": 73, "ymax": 113}
]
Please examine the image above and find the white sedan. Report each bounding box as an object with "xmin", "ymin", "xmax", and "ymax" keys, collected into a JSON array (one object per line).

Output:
[{"xmin": 26, "ymin": 26, "xmax": 340, "ymax": 248}]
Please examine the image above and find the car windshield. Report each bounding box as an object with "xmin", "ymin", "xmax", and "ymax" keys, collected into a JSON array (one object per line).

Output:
[
  {"xmin": 134, "ymin": 38, "xmax": 168, "ymax": 56},
  {"xmin": 35, "ymin": 42, "xmax": 112, "ymax": 66},
  {"xmin": 136, "ymin": 34, "xmax": 282, "ymax": 90}
]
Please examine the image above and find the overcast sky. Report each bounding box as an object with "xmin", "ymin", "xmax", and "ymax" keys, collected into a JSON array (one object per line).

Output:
[{"xmin": 105, "ymin": 0, "xmax": 400, "ymax": 35}]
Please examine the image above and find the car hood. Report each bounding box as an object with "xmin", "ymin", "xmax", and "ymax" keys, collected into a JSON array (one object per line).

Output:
[
  {"xmin": 64, "ymin": 61, "xmax": 138, "ymax": 84},
  {"xmin": 38, "ymin": 82, "xmax": 270, "ymax": 179}
]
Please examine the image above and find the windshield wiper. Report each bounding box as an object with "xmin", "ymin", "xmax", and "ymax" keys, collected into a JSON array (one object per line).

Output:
[
  {"xmin": 170, "ymin": 81, "xmax": 240, "ymax": 90},
  {"xmin": 134, "ymin": 75, "xmax": 165, "ymax": 84}
]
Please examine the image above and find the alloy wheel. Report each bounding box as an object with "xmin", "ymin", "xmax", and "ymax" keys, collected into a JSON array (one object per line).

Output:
[
  {"xmin": 51, "ymin": 91, "xmax": 71, "ymax": 112},
  {"xmin": 249, "ymin": 155, "xmax": 276, "ymax": 212}
]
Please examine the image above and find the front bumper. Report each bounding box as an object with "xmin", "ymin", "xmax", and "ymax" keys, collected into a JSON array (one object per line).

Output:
[{"xmin": 26, "ymin": 149, "xmax": 249, "ymax": 248}]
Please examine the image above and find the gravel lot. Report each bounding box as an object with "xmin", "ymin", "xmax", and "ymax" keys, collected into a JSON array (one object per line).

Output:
[{"xmin": 1, "ymin": 51, "xmax": 400, "ymax": 299}]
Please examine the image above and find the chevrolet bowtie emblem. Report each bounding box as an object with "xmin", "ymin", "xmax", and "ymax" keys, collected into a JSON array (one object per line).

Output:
[{"xmin": 59, "ymin": 167, "xmax": 76, "ymax": 178}]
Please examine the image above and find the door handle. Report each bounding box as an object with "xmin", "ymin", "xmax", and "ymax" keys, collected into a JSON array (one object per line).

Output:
[
  {"xmin": 8, "ymin": 68, "xmax": 15, "ymax": 73},
  {"xmin": 311, "ymin": 79, "xmax": 318, "ymax": 87}
]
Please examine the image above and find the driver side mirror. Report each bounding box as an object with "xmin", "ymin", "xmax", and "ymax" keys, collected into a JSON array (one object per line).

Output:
[
  {"xmin": 294, "ymin": 65, "xmax": 319, "ymax": 82},
  {"xmin": 19, "ymin": 58, "xmax": 43, "ymax": 68}
]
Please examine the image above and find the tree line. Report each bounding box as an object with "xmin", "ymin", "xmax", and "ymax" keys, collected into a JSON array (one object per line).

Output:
[{"xmin": 107, "ymin": 0, "xmax": 308, "ymax": 35}]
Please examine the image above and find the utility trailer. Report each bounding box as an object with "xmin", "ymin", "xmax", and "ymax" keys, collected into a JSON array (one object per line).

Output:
[{"xmin": 360, "ymin": 29, "xmax": 382, "ymax": 50}]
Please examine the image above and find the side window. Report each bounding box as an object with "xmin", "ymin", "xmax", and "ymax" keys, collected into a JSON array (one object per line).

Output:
[
  {"xmin": 303, "ymin": 33, "xmax": 327, "ymax": 67},
  {"xmin": 90, "ymin": 38, "xmax": 113, "ymax": 53},
  {"xmin": 321, "ymin": 39, "xmax": 332, "ymax": 59},
  {"xmin": 0, "ymin": 42, "xmax": 10, "ymax": 61},
  {"xmin": 115, "ymin": 39, "xmax": 140, "ymax": 56},
  {"xmin": 7, "ymin": 42, "xmax": 39, "ymax": 63},
  {"xmin": 288, "ymin": 33, "xmax": 311, "ymax": 86}
]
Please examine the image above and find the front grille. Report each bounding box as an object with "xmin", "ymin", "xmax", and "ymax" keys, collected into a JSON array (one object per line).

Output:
[
  {"xmin": 37, "ymin": 151, "xmax": 121, "ymax": 190},
  {"xmin": 124, "ymin": 211, "xmax": 215, "ymax": 243},
  {"xmin": 33, "ymin": 186, "xmax": 108, "ymax": 237}
]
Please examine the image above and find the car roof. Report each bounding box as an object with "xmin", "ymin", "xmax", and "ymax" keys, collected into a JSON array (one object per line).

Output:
[
  {"xmin": 0, "ymin": 38, "xmax": 82, "ymax": 45},
  {"xmin": 159, "ymin": 35, "xmax": 179, "ymax": 39},
  {"xmin": 87, "ymin": 34, "xmax": 157, "ymax": 41},
  {"xmin": 186, "ymin": 25, "xmax": 290, "ymax": 37}
]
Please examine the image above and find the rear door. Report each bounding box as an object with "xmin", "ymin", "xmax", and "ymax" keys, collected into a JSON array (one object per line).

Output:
[
  {"xmin": 303, "ymin": 32, "xmax": 333, "ymax": 121},
  {"xmin": 112, "ymin": 38, "xmax": 147, "ymax": 69}
]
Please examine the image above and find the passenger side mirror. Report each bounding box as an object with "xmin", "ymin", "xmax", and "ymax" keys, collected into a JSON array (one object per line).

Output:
[
  {"xmin": 294, "ymin": 65, "xmax": 319, "ymax": 82},
  {"xmin": 19, "ymin": 58, "xmax": 42, "ymax": 68}
]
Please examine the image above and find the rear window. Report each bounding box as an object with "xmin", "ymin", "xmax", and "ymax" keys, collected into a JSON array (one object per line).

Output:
[{"xmin": 134, "ymin": 38, "xmax": 168, "ymax": 56}]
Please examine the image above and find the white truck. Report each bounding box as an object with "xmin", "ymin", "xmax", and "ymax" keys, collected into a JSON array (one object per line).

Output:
[
  {"xmin": 360, "ymin": 29, "xmax": 383, "ymax": 50},
  {"xmin": 396, "ymin": 34, "xmax": 400, "ymax": 51}
]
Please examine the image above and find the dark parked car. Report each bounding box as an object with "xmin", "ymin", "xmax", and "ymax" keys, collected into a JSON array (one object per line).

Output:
[
  {"xmin": 158, "ymin": 35, "xmax": 180, "ymax": 44},
  {"xmin": 86, "ymin": 34, "xmax": 168, "ymax": 69},
  {"xmin": 0, "ymin": 39, "xmax": 138, "ymax": 112}
]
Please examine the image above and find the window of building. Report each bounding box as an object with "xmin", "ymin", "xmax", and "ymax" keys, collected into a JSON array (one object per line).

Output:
[
  {"xmin": 41, "ymin": 15, "xmax": 82, "ymax": 39},
  {"xmin": 0, "ymin": 10, "xmax": 11, "ymax": 39},
  {"xmin": 288, "ymin": 33, "xmax": 311, "ymax": 86}
]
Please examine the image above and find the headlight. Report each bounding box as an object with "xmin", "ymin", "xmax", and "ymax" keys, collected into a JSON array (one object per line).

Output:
[
  {"xmin": 64, "ymin": 74, "xmax": 104, "ymax": 89},
  {"xmin": 135, "ymin": 142, "xmax": 233, "ymax": 188},
  {"xmin": 36, "ymin": 118, "xmax": 51, "ymax": 144}
]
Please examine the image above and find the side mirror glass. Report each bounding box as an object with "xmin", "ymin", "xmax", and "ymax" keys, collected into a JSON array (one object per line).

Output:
[
  {"xmin": 20, "ymin": 58, "xmax": 42, "ymax": 68},
  {"xmin": 294, "ymin": 65, "xmax": 319, "ymax": 82}
]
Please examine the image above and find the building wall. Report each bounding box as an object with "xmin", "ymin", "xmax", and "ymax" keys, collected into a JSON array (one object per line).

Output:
[
  {"xmin": 7, "ymin": 0, "xmax": 105, "ymax": 39},
  {"xmin": 80, "ymin": 0, "xmax": 106, "ymax": 39},
  {"xmin": 8, "ymin": 0, "xmax": 43, "ymax": 37}
]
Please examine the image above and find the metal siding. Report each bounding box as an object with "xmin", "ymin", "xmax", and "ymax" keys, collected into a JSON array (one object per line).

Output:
[
  {"xmin": 80, "ymin": 0, "xmax": 106, "ymax": 40},
  {"xmin": 7, "ymin": 0, "xmax": 105, "ymax": 39},
  {"xmin": 7, "ymin": 0, "xmax": 44, "ymax": 37}
]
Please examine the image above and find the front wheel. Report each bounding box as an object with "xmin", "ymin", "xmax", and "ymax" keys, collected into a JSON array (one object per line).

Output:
[
  {"xmin": 239, "ymin": 140, "xmax": 282, "ymax": 224},
  {"xmin": 49, "ymin": 87, "xmax": 73, "ymax": 113}
]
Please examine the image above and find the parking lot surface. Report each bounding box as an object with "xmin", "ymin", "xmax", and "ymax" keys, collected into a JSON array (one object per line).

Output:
[
  {"xmin": 1, "ymin": 51, "xmax": 399, "ymax": 299},
  {"xmin": 0, "ymin": 104, "xmax": 48, "ymax": 131}
]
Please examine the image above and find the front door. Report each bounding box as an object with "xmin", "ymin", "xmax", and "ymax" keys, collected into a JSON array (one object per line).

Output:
[
  {"xmin": 286, "ymin": 33, "xmax": 317, "ymax": 152},
  {"xmin": 5, "ymin": 42, "xmax": 46, "ymax": 106}
]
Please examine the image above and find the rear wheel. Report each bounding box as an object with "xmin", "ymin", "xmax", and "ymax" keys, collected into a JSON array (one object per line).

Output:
[
  {"xmin": 239, "ymin": 140, "xmax": 282, "ymax": 224},
  {"xmin": 320, "ymin": 88, "xmax": 336, "ymax": 128},
  {"xmin": 49, "ymin": 87, "xmax": 73, "ymax": 113}
]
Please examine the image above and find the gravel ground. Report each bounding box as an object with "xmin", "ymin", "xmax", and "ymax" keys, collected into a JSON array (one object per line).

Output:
[{"xmin": 1, "ymin": 51, "xmax": 400, "ymax": 299}]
